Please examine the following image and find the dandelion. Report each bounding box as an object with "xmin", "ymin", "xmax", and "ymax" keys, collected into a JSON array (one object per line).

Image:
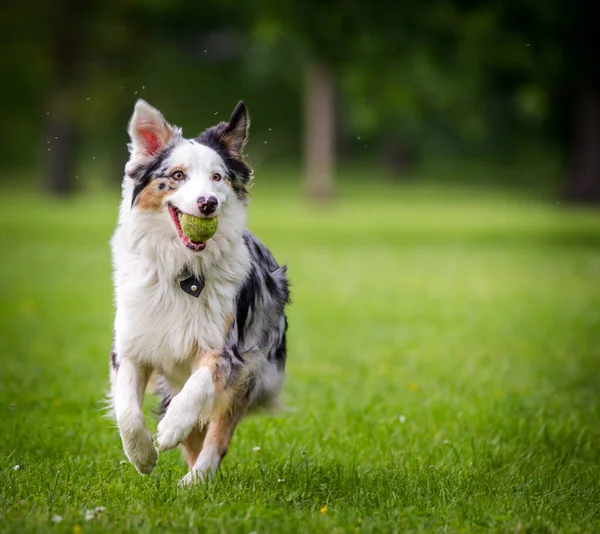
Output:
[
  {"xmin": 252, "ymin": 446, "xmax": 260, "ymax": 452},
  {"xmin": 408, "ymin": 382, "xmax": 418, "ymax": 392},
  {"xmin": 52, "ymin": 515, "xmax": 63, "ymax": 524},
  {"xmin": 320, "ymin": 505, "xmax": 328, "ymax": 514},
  {"xmin": 74, "ymin": 525, "xmax": 82, "ymax": 534}
]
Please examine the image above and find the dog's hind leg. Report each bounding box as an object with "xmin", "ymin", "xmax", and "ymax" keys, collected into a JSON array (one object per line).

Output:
[
  {"xmin": 181, "ymin": 425, "xmax": 207, "ymax": 468},
  {"xmin": 179, "ymin": 398, "xmax": 248, "ymax": 486}
]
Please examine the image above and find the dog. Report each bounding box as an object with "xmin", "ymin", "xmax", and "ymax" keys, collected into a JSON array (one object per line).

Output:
[{"xmin": 109, "ymin": 99, "xmax": 289, "ymax": 485}]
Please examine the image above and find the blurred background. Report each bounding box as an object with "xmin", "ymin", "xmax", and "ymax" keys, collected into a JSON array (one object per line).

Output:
[{"xmin": 1, "ymin": 0, "xmax": 599, "ymax": 200}]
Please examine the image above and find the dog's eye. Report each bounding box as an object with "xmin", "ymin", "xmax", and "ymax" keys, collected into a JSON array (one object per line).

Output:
[
  {"xmin": 171, "ymin": 170, "xmax": 185, "ymax": 181},
  {"xmin": 211, "ymin": 172, "xmax": 222, "ymax": 182}
]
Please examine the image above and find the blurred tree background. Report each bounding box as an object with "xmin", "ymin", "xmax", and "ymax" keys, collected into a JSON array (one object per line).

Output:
[{"xmin": 1, "ymin": 0, "xmax": 599, "ymax": 201}]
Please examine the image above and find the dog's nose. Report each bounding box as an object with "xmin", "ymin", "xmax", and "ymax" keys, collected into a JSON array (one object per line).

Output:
[{"xmin": 197, "ymin": 195, "xmax": 218, "ymax": 216}]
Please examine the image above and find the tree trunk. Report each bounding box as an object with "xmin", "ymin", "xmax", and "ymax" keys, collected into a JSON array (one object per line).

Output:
[
  {"xmin": 565, "ymin": 84, "xmax": 600, "ymax": 202},
  {"xmin": 45, "ymin": 87, "xmax": 79, "ymax": 195},
  {"xmin": 304, "ymin": 60, "xmax": 334, "ymax": 201},
  {"xmin": 563, "ymin": 0, "xmax": 600, "ymax": 203},
  {"xmin": 44, "ymin": 1, "xmax": 83, "ymax": 196}
]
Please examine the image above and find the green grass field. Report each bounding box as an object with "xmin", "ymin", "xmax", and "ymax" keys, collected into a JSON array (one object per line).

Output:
[{"xmin": 1, "ymin": 174, "xmax": 599, "ymax": 533}]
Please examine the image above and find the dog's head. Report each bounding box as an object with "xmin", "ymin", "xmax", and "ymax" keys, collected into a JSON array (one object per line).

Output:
[{"xmin": 123, "ymin": 100, "xmax": 252, "ymax": 252}]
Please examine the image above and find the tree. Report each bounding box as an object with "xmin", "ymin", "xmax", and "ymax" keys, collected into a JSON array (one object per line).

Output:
[{"xmin": 562, "ymin": 0, "xmax": 600, "ymax": 201}]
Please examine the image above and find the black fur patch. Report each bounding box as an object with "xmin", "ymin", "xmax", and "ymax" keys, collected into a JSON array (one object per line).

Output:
[
  {"xmin": 235, "ymin": 264, "xmax": 260, "ymax": 346},
  {"xmin": 272, "ymin": 318, "xmax": 288, "ymax": 370},
  {"xmin": 154, "ymin": 374, "xmax": 172, "ymax": 419},
  {"xmin": 110, "ymin": 350, "xmax": 119, "ymax": 371},
  {"xmin": 234, "ymin": 231, "xmax": 289, "ymax": 348},
  {"xmin": 195, "ymin": 112, "xmax": 252, "ymax": 201},
  {"xmin": 128, "ymin": 146, "xmax": 175, "ymax": 207}
]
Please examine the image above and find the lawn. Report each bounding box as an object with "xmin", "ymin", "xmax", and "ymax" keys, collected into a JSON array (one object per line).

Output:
[{"xmin": 1, "ymin": 173, "xmax": 599, "ymax": 533}]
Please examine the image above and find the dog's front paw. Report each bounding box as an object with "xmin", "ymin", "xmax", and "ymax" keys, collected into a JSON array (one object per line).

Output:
[
  {"xmin": 157, "ymin": 397, "xmax": 201, "ymax": 451},
  {"xmin": 122, "ymin": 425, "xmax": 158, "ymax": 475}
]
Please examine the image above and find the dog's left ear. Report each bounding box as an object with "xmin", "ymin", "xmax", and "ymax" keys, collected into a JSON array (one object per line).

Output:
[{"xmin": 220, "ymin": 101, "xmax": 250, "ymax": 157}]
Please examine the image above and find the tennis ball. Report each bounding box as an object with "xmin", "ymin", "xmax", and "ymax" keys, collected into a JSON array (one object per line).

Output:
[{"xmin": 180, "ymin": 214, "xmax": 218, "ymax": 242}]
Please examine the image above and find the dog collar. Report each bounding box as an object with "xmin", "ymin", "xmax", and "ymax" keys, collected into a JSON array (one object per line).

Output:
[{"xmin": 178, "ymin": 272, "xmax": 205, "ymax": 298}]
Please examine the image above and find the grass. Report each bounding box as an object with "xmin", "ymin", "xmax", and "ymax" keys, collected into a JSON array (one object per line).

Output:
[{"xmin": 1, "ymin": 172, "xmax": 599, "ymax": 533}]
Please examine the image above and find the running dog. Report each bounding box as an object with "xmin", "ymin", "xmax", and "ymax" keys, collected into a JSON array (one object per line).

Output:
[{"xmin": 109, "ymin": 99, "xmax": 289, "ymax": 485}]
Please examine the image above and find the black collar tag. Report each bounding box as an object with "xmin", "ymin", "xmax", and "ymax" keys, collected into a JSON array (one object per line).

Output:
[{"xmin": 179, "ymin": 274, "xmax": 205, "ymax": 298}]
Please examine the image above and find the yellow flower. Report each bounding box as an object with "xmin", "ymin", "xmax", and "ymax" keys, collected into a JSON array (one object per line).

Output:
[
  {"xmin": 74, "ymin": 526, "xmax": 82, "ymax": 534},
  {"xmin": 408, "ymin": 382, "xmax": 418, "ymax": 391},
  {"xmin": 320, "ymin": 505, "xmax": 328, "ymax": 514}
]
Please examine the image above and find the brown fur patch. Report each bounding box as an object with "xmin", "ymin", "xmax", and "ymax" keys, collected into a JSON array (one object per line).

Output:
[
  {"xmin": 198, "ymin": 397, "xmax": 249, "ymax": 469},
  {"xmin": 194, "ymin": 352, "xmax": 227, "ymax": 390},
  {"xmin": 223, "ymin": 313, "xmax": 234, "ymax": 337},
  {"xmin": 182, "ymin": 425, "xmax": 207, "ymax": 468},
  {"xmin": 136, "ymin": 167, "xmax": 186, "ymax": 211},
  {"xmin": 136, "ymin": 179, "xmax": 171, "ymax": 211}
]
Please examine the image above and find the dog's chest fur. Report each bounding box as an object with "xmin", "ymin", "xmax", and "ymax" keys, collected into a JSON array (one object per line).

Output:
[{"xmin": 111, "ymin": 205, "xmax": 250, "ymax": 382}]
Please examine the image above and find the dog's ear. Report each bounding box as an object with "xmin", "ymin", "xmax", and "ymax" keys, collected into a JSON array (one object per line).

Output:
[
  {"xmin": 128, "ymin": 99, "xmax": 175, "ymax": 156},
  {"xmin": 219, "ymin": 101, "xmax": 250, "ymax": 157}
]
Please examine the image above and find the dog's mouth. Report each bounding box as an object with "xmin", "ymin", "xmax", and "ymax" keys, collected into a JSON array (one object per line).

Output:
[{"xmin": 168, "ymin": 204, "xmax": 206, "ymax": 252}]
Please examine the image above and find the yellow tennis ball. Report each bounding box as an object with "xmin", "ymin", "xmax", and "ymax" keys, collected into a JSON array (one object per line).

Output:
[{"xmin": 180, "ymin": 214, "xmax": 218, "ymax": 242}]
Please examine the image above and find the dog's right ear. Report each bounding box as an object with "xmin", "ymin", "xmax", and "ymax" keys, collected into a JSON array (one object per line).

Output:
[{"xmin": 128, "ymin": 100, "xmax": 175, "ymax": 156}]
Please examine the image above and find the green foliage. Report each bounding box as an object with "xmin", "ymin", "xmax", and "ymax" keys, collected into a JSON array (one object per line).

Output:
[
  {"xmin": 1, "ymin": 174, "xmax": 600, "ymax": 532},
  {"xmin": 0, "ymin": 0, "xmax": 590, "ymax": 183}
]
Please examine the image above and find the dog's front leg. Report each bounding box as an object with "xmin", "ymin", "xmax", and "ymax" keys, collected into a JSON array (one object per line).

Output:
[
  {"xmin": 113, "ymin": 359, "xmax": 158, "ymax": 474},
  {"xmin": 156, "ymin": 354, "xmax": 220, "ymax": 452}
]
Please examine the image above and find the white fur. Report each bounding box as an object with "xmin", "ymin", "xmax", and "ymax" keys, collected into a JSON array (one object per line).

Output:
[
  {"xmin": 180, "ymin": 443, "xmax": 220, "ymax": 486},
  {"xmin": 157, "ymin": 367, "xmax": 214, "ymax": 451},
  {"xmin": 113, "ymin": 359, "xmax": 157, "ymax": 474}
]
